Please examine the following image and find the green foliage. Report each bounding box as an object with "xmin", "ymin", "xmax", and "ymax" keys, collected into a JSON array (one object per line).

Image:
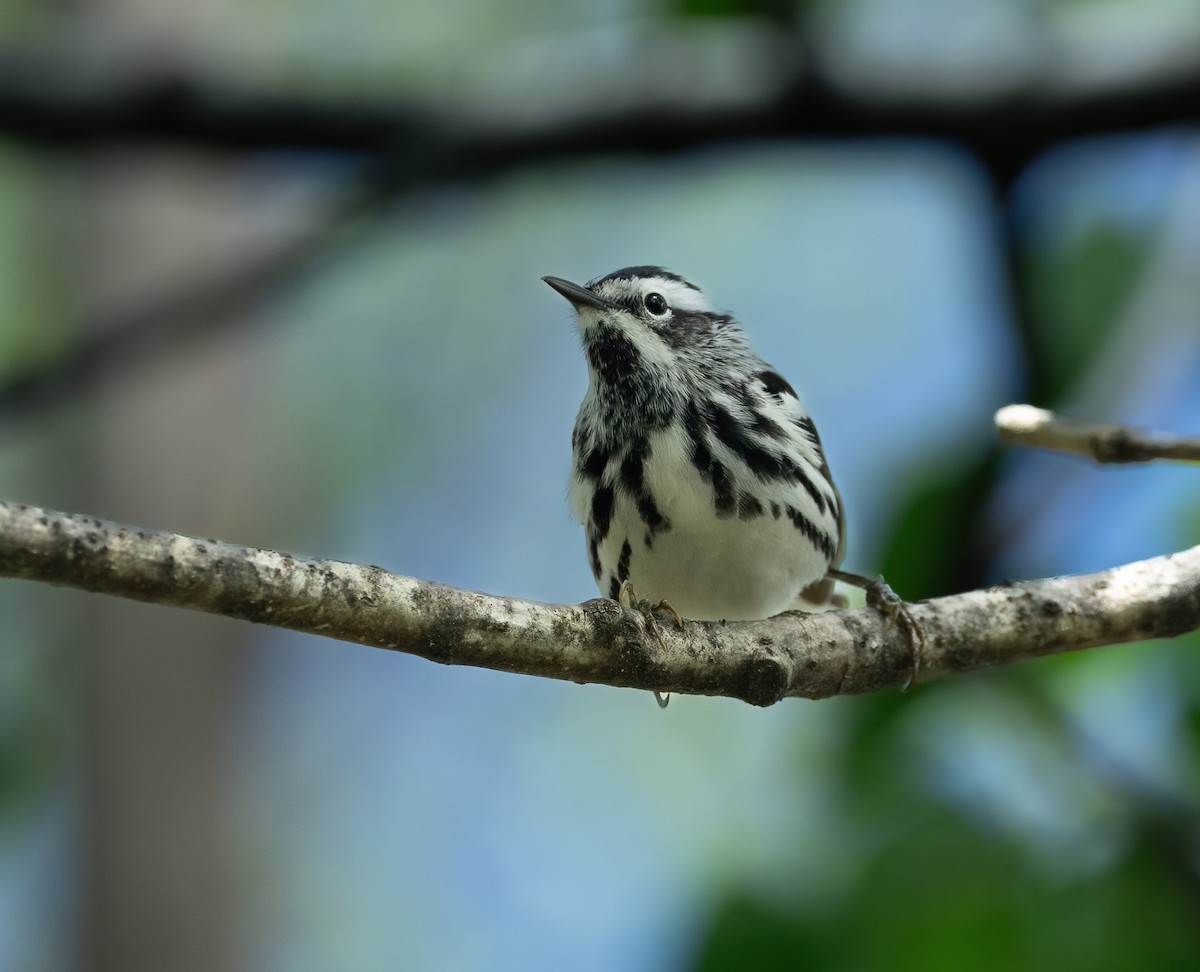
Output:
[
  {"xmin": 0, "ymin": 587, "xmax": 76, "ymax": 826},
  {"xmin": 878, "ymin": 452, "xmax": 999, "ymax": 600},
  {"xmin": 0, "ymin": 692, "xmax": 65, "ymax": 825},
  {"xmin": 870, "ymin": 811, "xmax": 1195, "ymax": 972},
  {"xmin": 691, "ymin": 189, "xmax": 1200, "ymax": 967},
  {"xmin": 693, "ymin": 893, "xmax": 821, "ymax": 971},
  {"xmin": 0, "ymin": 145, "xmax": 71, "ymax": 384},
  {"xmin": 673, "ymin": 0, "xmax": 802, "ymax": 24},
  {"xmin": 1022, "ymin": 220, "xmax": 1149, "ymax": 405},
  {"xmin": 696, "ymin": 660, "xmax": 1200, "ymax": 970}
]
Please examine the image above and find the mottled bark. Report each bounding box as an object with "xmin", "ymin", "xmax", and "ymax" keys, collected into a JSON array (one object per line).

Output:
[{"xmin": 2, "ymin": 498, "xmax": 1197, "ymax": 707}]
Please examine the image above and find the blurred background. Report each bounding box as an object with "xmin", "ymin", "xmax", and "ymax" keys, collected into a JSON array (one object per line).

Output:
[{"xmin": 2, "ymin": 0, "xmax": 1200, "ymax": 969}]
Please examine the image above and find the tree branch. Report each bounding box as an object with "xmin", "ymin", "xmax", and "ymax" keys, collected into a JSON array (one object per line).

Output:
[
  {"xmin": 996, "ymin": 405, "xmax": 1200, "ymax": 464},
  {"xmin": 4, "ymin": 54, "xmax": 1200, "ymax": 189},
  {"xmin": 0, "ymin": 163, "xmax": 393, "ymax": 419},
  {"xmin": 2, "ymin": 497, "xmax": 1197, "ymax": 706}
]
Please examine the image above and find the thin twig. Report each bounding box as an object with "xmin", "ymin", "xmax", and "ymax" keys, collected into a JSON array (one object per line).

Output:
[
  {"xmin": 996, "ymin": 404, "xmax": 1200, "ymax": 464},
  {"xmin": 1, "ymin": 499, "xmax": 1197, "ymax": 706}
]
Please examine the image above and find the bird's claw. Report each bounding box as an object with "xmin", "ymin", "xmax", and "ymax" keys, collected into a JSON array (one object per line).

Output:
[
  {"xmin": 826, "ymin": 569, "xmax": 925, "ymax": 691},
  {"xmin": 617, "ymin": 579, "xmax": 684, "ymax": 632},
  {"xmin": 617, "ymin": 580, "xmax": 682, "ymax": 707},
  {"xmin": 863, "ymin": 576, "xmax": 925, "ymax": 690}
]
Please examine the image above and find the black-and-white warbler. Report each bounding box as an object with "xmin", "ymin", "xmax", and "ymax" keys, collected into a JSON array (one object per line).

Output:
[{"xmin": 544, "ymin": 266, "xmax": 919, "ymax": 704}]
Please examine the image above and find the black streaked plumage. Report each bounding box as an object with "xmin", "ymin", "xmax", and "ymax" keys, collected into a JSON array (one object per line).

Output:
[
  {"xmin": 591, "ymin": 484, "xmax": 614, "ymax": 542},
  {"xmin": 550, "ymin": 267, "xmax": 846, "ymax": 625},
  {"xmin": 617, "ymin": 539, "xmax": 632, "ymax": 582}
]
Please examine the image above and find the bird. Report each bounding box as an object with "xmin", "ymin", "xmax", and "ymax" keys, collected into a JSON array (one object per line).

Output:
[{"xmin": 544, "ymin": 266, "xmax": 916, "ymax": 704}]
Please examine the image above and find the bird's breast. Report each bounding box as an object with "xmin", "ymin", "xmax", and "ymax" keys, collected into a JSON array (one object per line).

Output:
[{"xmin": 574, "ymin": 427, "xmax": 840, "ymax": 620}]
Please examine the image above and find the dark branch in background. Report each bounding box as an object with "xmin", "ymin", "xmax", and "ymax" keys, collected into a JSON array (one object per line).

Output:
[
  {"xmin": 0, "ymin": 72, "xmax": 450, "ymax": 420},
  {"xmin": 2, "ymin": 47, "xmax": 1199, "ymax": 420},
  {"xmin": 1, "ymin": 410, "xmax": 1198, "ymax": 706},
  {"xmin": 3, "ymin": 55, "xmax": 1200, "ymax": 190},
  {"xmin": 0, "ymin": 163, "xmax": 400, "ymax": 419}
]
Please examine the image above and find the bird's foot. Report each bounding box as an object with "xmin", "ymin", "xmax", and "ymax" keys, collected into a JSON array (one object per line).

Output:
[
  {"xmin": 827, "ymin": 569, "xmax": 925, "ymax": 690},
  {"xmin": 617, "ymin": 579, "xmax": 683, "ymax": 707},
  {"xmin": 617, "ymin": 579, "xmax": 684, "ymax": 631}
]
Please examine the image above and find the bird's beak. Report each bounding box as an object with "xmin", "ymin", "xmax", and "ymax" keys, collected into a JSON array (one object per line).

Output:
[{"xmin": 542, "ymin": 276, "xmax": 613, "ymax": 310}]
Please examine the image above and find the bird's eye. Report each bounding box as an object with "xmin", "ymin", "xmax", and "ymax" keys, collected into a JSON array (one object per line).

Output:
[{"xmin": 644, "ymin": 293, "xmax": 669, "ymax": 316}]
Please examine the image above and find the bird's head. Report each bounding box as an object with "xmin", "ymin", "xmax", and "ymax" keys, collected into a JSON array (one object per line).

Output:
[{"xmin": 543, "ymin": 266, "xmax": 751, "ymax": 388}]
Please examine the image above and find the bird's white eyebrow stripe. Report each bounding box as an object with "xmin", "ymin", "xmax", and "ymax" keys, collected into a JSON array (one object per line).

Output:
[
  {"xmin": 588, "ymin": 266, "xmax": 700, "ymax": 291},
  {"xmin": 594, "ymin": 277, "xmax": 717, "ymax": 314},
  {"xmin": 657, "ymin": 281, "xmax": 716, "ymax": 313}
]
